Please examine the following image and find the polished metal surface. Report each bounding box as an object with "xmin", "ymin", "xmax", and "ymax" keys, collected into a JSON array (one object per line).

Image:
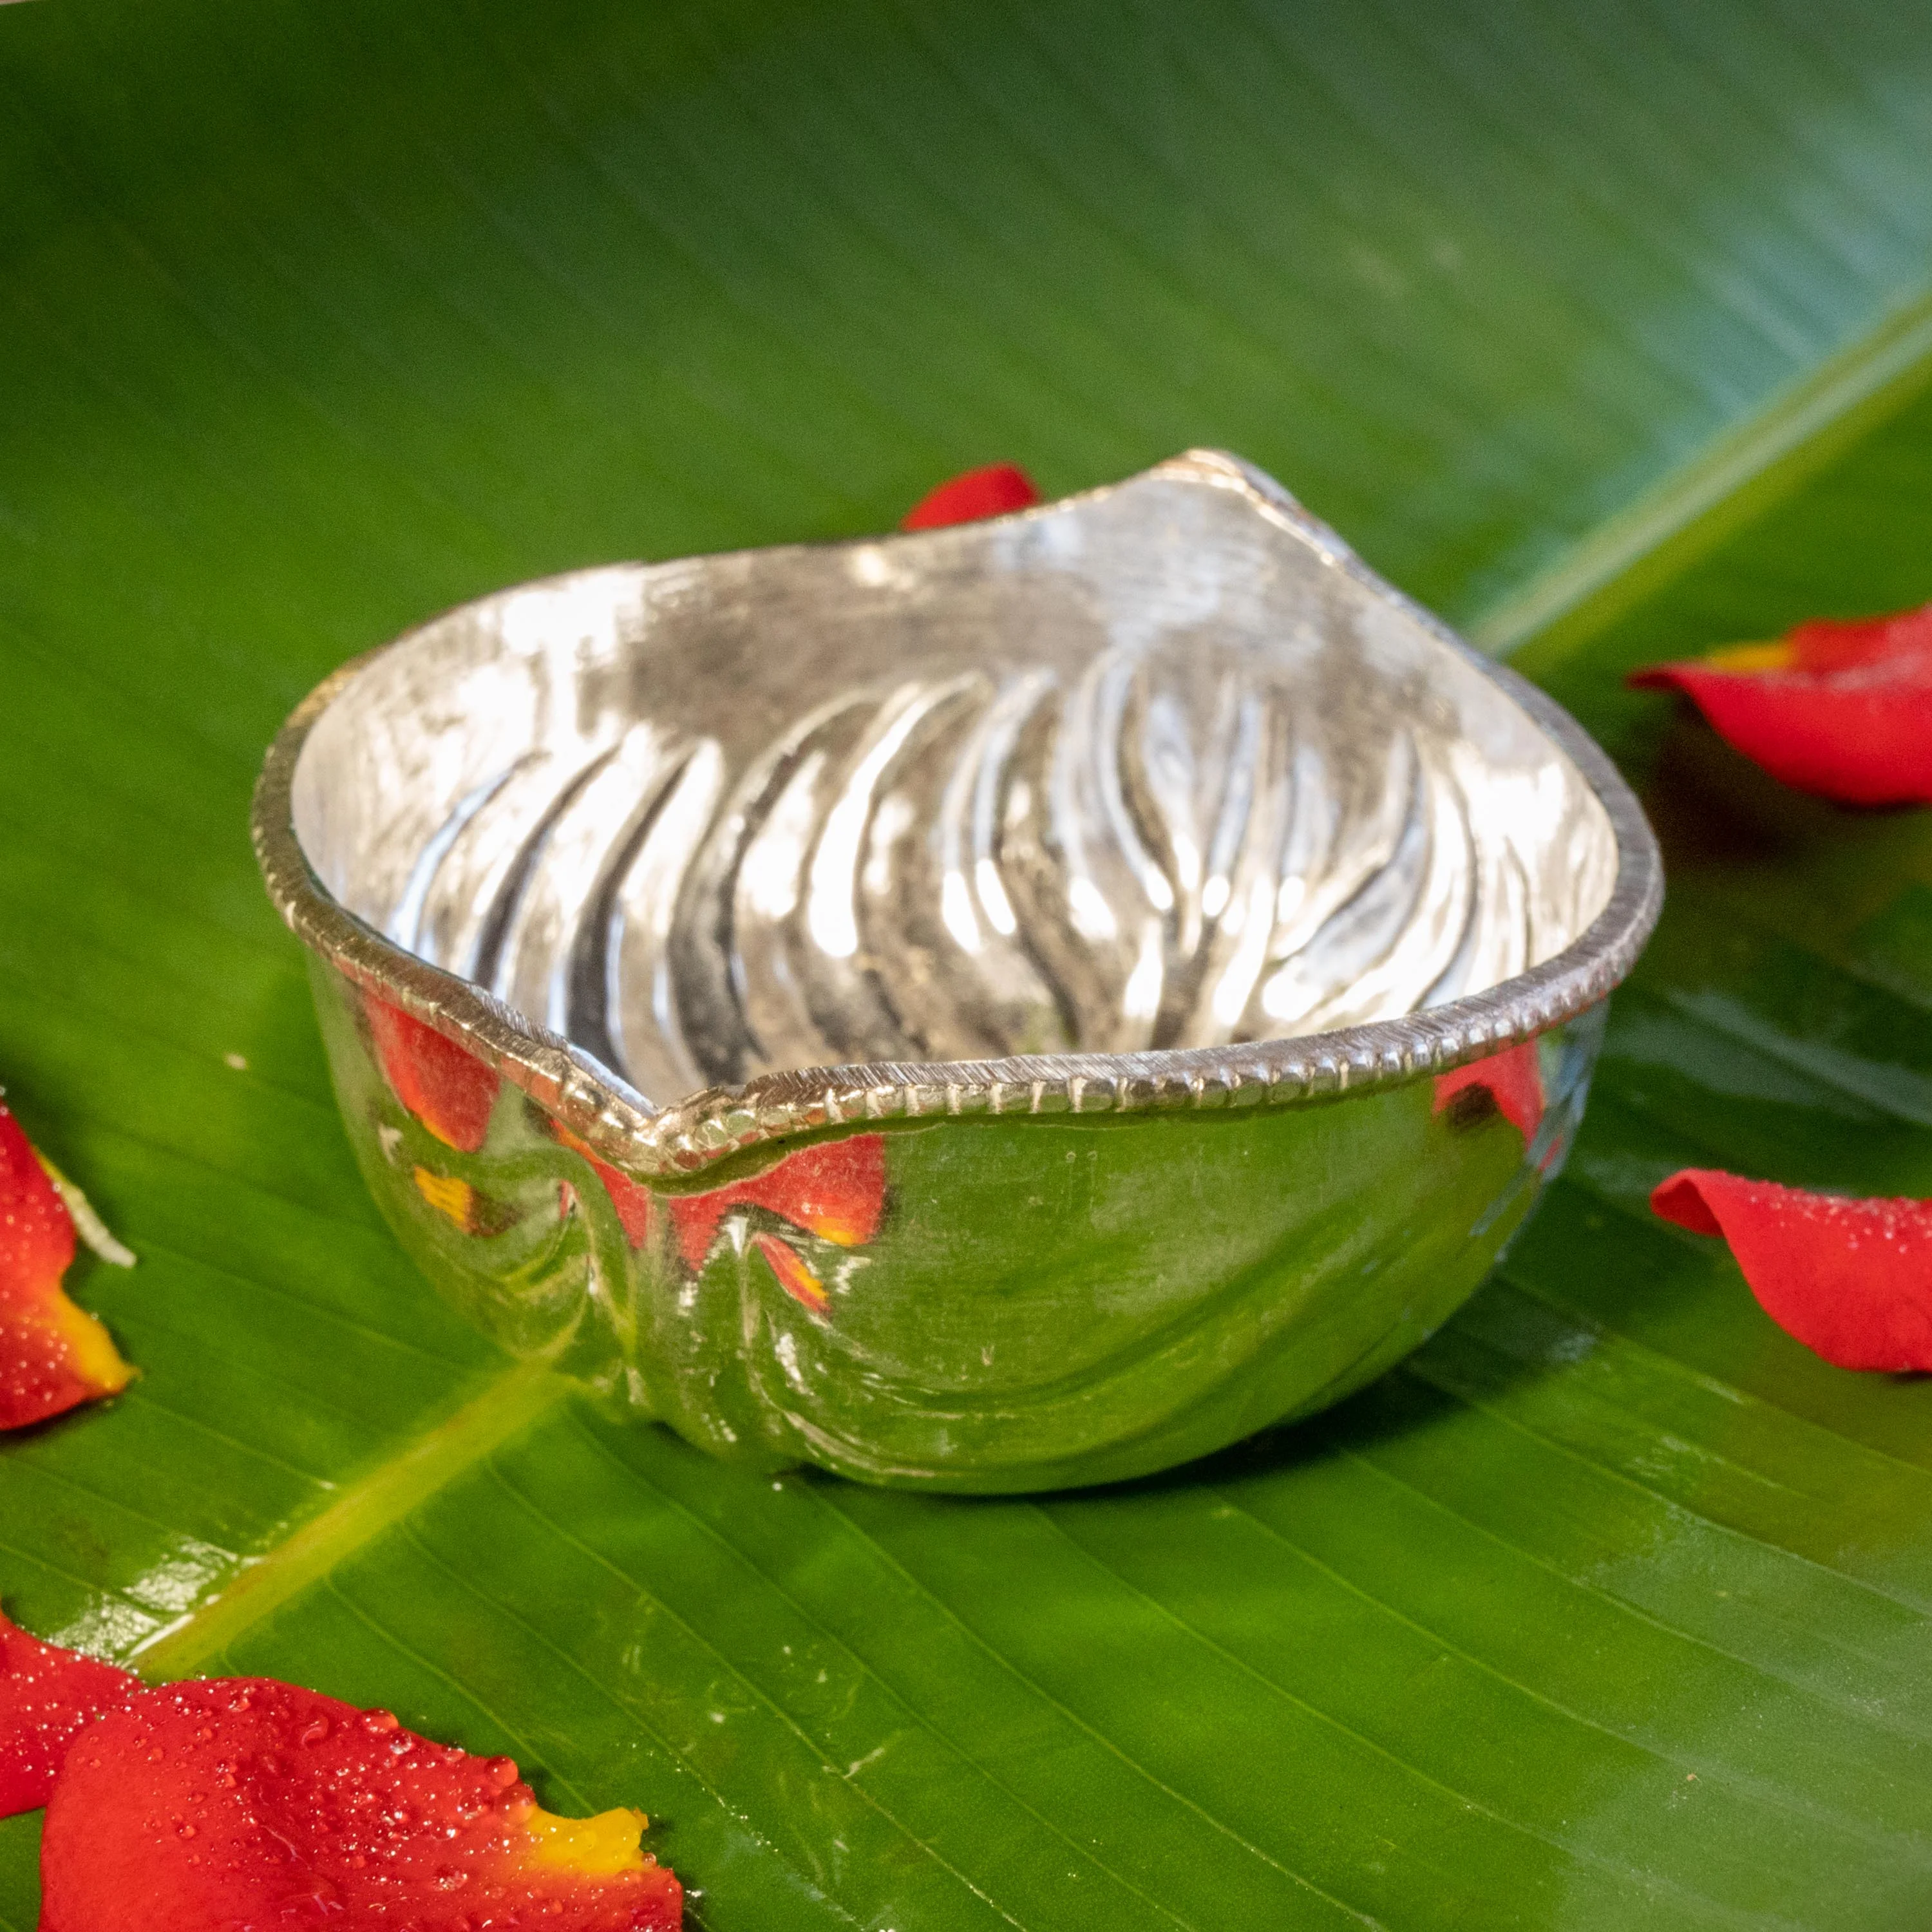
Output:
[
  {"xmin": 254, "ymin": 450, "xmax": 1663, "ymax": 1490},
  {"xmin": 257, "ymin": 451, "xmax": 1659, "ymax": 1182}
]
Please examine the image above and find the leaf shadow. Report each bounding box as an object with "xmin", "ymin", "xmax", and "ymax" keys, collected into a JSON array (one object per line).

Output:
[{"xmin": 1642, "ymin": 708, "xmax": 1925, "ymax": 877}]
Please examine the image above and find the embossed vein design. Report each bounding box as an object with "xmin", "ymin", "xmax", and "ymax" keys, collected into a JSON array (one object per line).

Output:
[
  {"xmin": 290, "ymin": 464, "xmax": 1620, "ymax": 1108},
  {"xmin": 339, "ymin": 661, "xmax": 1609, "ymax": 1104}
]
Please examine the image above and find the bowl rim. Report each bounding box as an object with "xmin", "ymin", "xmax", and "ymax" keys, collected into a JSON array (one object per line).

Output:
[{"xmin": 252, "ymin": 450, "xmax": 1663, "ymax": 1179}]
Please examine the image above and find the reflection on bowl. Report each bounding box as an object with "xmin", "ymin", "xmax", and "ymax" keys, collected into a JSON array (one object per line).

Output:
[{"xmin": 254, "ymin": 451, "xmax": 1660, "ymax": 1492}]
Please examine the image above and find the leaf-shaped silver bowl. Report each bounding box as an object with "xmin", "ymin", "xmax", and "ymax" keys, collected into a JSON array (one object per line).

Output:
[{"xmin": 255, "ymin": 451, "xmax": 1661, "ymax": 1491}]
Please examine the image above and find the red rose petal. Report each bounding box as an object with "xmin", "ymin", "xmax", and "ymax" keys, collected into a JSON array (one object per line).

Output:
[
  {"xmin": 1784, "ymin": 607, "xmax": 1932, "ymax": 672},
  {"xmin": 1651, "ymin": 1168, "xmax": 1932, "ymax": 1370},
  {"xmin": 669, "ymin": 1135, "xmax": 886, "ymax": 1271},
  {"xmin": 366, "ymin": 996, "xmax": 502, "ymax": 1151},
  {"xmin": 1629, "ymin": 601, "xmax": 1932, "ymax": 806},
  {"xmin": 0, "ymin": 1110, "xmax": 73, "ymax": 1291},
  {"xmin": 1431, "ymin": 1043, "xmax": 1544, "ymax": 1139},
  {"xmin": 0, "ymin": 1611, "xmax": 137, "ymax": 1816},
  {"xmin": 900, "ymin": 463, "xmax": 1040, "ymax": 530},
  {"xmin": 0, "ymin": 1106, "xmax": 135, "ymax": 1430},
  {"xmin": 39, "ymin": 1676, "xmax": 680, "ymax": 1931}
]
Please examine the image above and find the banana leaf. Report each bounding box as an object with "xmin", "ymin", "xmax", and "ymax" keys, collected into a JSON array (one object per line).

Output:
[{"xmin": 6, "ymin": 2, "xmax": 1932, "ymax": 1924}]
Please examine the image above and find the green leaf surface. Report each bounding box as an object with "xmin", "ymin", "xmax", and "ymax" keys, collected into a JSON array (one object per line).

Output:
[{"xmin": 6, "ymin": 2, "xmax": 1932, "ymax": 1924}]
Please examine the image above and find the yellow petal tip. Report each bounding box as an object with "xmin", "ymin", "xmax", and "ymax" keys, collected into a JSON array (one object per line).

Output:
[{"xmin": 520, "ymin": 1803, "xmax": 650, "ymax": 1877}]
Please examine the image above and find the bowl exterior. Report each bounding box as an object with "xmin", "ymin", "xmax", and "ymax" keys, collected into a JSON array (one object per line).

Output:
[{"xmin": 310, "ymin": 953, "xmax": 1605, "ymax": 1492}]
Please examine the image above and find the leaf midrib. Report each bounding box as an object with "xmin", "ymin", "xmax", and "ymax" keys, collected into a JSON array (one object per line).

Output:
[
  {"xmin": 131, "ymin": 1358, "xmax": 565, "ymax": 1676},
  {"xmin": 1472, "ymin": 281, "xmax": 1932, "ymax": 664}
]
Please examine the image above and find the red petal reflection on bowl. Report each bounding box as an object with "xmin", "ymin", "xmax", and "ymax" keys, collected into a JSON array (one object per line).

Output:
[
  {"xmin": 0, "ymin": 1106, "xmax": 135, "ymax": 1430},
  {"xmin": 901, "ymin": 463, "xmax": 1040, "ymax": 530},
  {"xmin": 0, "ymin": 1611, "xmax": 137, "ymax": 1816},
  {"xmin": 553, "ymin": 1122, "xmax": 656, "ymax": 1248},
  {"xmin": 669, "ymin": 1135, "xmax": 886, "ymax": 1271},
  {"xmin": 752, "ymin": 1231, "xmax": 829, "ymax": 1312},
  {"xmin": 1628, "ymin": 603, "xmax": 1932, "ymax": 806},
  {"xmin": 1651, "ymin": 1168, "xmax": 1932, "ymax": 1370},
  {"xmin": 39, "ymin": 1677, "xmax": 681, "ymax": 1929},
  {"xmin": 1432, "ymin": 1043, "xmax": 1544, "ymax": 1139},
  {"xmin": 366, "ymin": 996, "xmax": 501, "ymax": 1151}
]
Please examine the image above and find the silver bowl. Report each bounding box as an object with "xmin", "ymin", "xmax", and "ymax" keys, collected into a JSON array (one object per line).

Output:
[{"xmin": 254, "ymin": 451, "xmax": 1660, "ymax": 1491}]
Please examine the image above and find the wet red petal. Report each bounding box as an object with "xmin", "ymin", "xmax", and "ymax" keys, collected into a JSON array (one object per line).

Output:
[
  {"xmin": 1784, "ymin": 607, "xmax": 1932, "ymax": 672},
  {"xmin": 0, "ymin": 1108, "xmax": 73, "ymax": 1293},
  {"xmin": 1432, "ymin": 1043, "xmax": 1544, "ymax": 1139},
  {"xmin": 0, "ymin": 1106, "xmax": 135, "ymax": 1430},
  {"xmin": 1651, "ymin": 1168, "xmax": 1932, "ymax": 1370},
  {"xmin": 39, "ymin": 1676, "xmax": 680, "ymax": 1930},
  {"xmin": 0, "ymin": 1612, "xmax": 138, "ymax": 1816},
  {"xmin": 900, "ymin": 463, "xmax": 1040, "ymax": 530},
  {"xmin": 669, "ymin": 1135, "xmax": 886, "ymax": 1271},
  {"xmin": 366, "ymin": 996, "xmax": 502, "ymax": 1151},
  {"xmin": 1629, "ymin": 601, "xmax": 1932, "ymax": 806},
  {"xmin": 0, "ymin": 1298, "xmax": 131, "ymax": 1433}
]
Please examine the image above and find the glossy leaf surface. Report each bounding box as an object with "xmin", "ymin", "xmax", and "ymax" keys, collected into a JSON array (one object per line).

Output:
[{"xmin": 6, "ymin": 2, "xmax": 1932, "ymax": 1924}]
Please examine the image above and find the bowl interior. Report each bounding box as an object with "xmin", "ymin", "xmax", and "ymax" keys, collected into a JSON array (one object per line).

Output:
[{"xmin": 291, "ymin": 458, "xmax": 1617, "ymax": 1109}]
